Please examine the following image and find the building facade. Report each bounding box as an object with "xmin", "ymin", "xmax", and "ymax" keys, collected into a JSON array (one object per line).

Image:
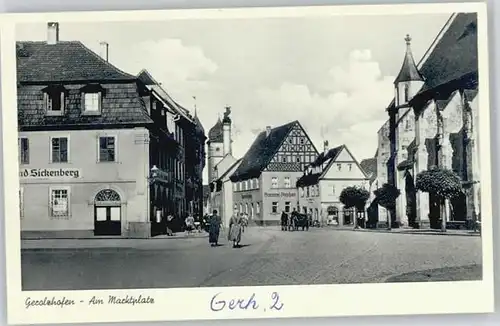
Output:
[
  {"xmin": 211, "ymin": 158, "xmax": 242, "ymax": 226},
  {"xmin": 384, "ymin": 13, "xmax": 480, "ymax": 229},
  {"xmin": 207, "ymin": 107, "xmax": 239, "ymax": 224},
  {"xmin": 18, "ymin": 22, "xmax": 205, "ymax": 238},
  {"xmin": 296, "ymin": 143, "xmax": 370, "ymax": 226},
  {"xmin": 230, "ymin": 121, "xmax": 319, "ymax": 225}
]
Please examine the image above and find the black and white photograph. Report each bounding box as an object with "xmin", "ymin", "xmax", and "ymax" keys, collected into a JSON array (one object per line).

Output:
[{"xmin": 0, "ymin": 2, "xmax": 494, "ymax": 324}]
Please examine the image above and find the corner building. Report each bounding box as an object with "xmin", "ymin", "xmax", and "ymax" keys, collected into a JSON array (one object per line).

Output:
[{"xmin": 18, "ymin": 23, "xmax": 205, "ymax": 238}]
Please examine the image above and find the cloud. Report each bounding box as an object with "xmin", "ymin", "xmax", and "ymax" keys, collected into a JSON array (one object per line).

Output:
[
  {"xmin": 109, "ymin": 38, "xmax": 218, "ymax": 104},
  {"xmin": 235, "ymin": 49, "xmax": 395, "ymax": 161}
]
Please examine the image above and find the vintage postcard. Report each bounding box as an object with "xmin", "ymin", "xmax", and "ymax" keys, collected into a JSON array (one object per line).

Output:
[{"xmin": 0, "ymin": 1, "xmax": 494, "ymax": 324}]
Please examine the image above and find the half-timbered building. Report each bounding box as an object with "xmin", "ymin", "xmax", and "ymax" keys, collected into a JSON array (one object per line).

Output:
[{"xmin": 229, "ymin": 120, "xmax": 319, "ymax": 225}]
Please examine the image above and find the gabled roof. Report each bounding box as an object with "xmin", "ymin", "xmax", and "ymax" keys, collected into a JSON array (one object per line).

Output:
[
  {"xmin": 360, "ymin": 158, "xmax": 378, "ymax": 180},
  {"xmin": 229, "ymin": 120, "xmax": 298, "ymax": 182},
  {"xmin": 310, "ymin": 145, "xmax": 344, "ymax": 168},
  {"xmin": 296, "ymin": 144, "xmax": 368, "ymax": 187},
  {"xmin": 17, "ymin": 41, "xmax": 136, "ymax": 83},
  {"xmin": 137, "ymin": 69, "xmax": 194, "ymax": 123},
  {"xmin": 416, "ymin": 13, "xmax": 478, "ymax": 95},
  {"xmin": 217, "ymin": 158, "xmax": 242, "ymax": 182},
  {"xmin": 394, "ymin": 35, "xmax": 424, "ymax": 84}
]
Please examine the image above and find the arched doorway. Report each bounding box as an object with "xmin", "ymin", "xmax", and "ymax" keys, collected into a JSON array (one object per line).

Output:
[
  {"xmin": 327, "ymin": 206, "xmax": 339, "ymax": 225},
  {"xmin": 94, "ymin": 189, "xmax": 122, "ymax": 236},
  {"xmin": 450, "ymin": 191, "xmax": 467, "ymax": 221},
  {"xmin": 343, "ymin": 207, "xmax": 354, "ymax": 225}
]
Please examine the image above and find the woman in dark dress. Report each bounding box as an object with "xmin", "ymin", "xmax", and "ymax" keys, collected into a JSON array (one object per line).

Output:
[{"xmin": 208, "ymin": 210, "xmax": 222, "ymax": 246}]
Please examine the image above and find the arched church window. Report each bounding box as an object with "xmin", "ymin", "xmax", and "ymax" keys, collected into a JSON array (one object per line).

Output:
[{"xmin": 404, "ymin": 84, "xmax": 409, "ymax": 102}]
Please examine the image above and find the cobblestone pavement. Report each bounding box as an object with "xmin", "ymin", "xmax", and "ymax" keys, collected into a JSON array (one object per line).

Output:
[{"xmin": 21, "ymin": 226, "xmax": 482, "ymax": 290}]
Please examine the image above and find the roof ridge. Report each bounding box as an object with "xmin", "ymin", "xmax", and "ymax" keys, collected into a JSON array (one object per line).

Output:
[{"xmin": 76, "ymin": 41, "xmax": 136, "ymax": 80}]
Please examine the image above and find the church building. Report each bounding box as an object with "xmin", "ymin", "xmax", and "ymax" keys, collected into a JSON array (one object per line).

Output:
[
  {"xmin": 382, "ymin": 12, "xmax": 480, "ymax": 229},
  {"xmin": 229, "ymin": 121, "xmax": 319, "ymax": 226}
]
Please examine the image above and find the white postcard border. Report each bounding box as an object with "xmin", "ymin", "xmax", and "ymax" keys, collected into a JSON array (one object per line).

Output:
[{"xmin": 0, "ymin": 2, "xmax": 494, "ymax": 325}]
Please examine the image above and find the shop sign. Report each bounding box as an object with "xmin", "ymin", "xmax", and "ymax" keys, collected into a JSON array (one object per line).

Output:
[
  {"xmin": 19, "ymin": 168, "xmax": 81, "ymax": 179},
  {"xmin": 264, "ymin": 192, "xmax": 296, "ymax": 198}
]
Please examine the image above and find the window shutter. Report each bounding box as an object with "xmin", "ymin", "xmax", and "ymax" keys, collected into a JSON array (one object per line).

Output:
[
  {"xmin": 44, "ymin": 92, "xmax": 52, "ymax": 111},
  {"xmin": 81, "ymin": 93, "xmax": 86, "ymax": 111},
  {"xmin": 98, "ymin": 92, "xmax": 102, "ymax": 111},
  {"xmin": 60, "ymin": 92, "xmax": 65, "ymax": 112},
  {"xmin": 25, "ymin": 138, "xmax": 29, "ymax": 164}
]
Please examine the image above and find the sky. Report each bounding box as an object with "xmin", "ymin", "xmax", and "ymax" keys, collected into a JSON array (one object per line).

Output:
[{"xmin": 16, "ymin": 13, "xmax": 450, "ymax": 182}]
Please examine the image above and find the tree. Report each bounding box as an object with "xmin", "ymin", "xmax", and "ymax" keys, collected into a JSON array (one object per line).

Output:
[
  {"xmin": 340, "ymin": 186, "xmax": 370, "ymax": 228},
  {"xmin": 415, "ymin": 167, "xmax": 463, "ymax": 232},
  {"xmin": 373, "ymin": 183, "xmax": 400, "ymax": 210},
  {"xmin": 373, "ymin": 183, "xmax": 400, "ymax": 229}
]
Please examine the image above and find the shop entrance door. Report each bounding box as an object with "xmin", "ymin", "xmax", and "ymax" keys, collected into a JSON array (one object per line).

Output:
[{"xmin": 94, "ymin": 189, "xmax": 122, "ymax": 236}]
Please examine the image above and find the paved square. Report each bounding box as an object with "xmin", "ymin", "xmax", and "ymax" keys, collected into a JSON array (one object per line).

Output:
[{"xmin": 21, "ymin": 227, "xmax": 482, "ymax": 290}]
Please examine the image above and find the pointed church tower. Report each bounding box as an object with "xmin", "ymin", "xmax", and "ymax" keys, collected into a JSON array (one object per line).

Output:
[{"xmin": 394, "ymin": 34, "xmax": 425, "ymax": 107}]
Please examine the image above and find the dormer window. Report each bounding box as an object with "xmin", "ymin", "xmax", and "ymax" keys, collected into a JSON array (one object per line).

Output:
[
  {"xmin": 84, "ymin": 93, "xmax": 100, "ymax": 112},
  {"xmin": 81, "ymin": 84, "xmax": 104, "ymax": 115},
  {"xmin": 43, "ymin": 85, "xmax": 66, "ymax": 116}
]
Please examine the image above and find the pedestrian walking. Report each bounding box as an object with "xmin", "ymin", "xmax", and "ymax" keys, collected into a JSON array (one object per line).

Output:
[
  {"xmin": 281, "ymin": 211, "xmax": 288, "ymax": 231},
  {"xmin": 166, "ymin": 214, "xmax": 174, "ymax": 236},
  {"xmin": 185, "ymin": 214, "xmax": 195, "ymax": 235},
  {"xmin": 208, "ymin": 210, "xmax": 222, "ymax": 247},
  {"xmin": 241, "ymin": 213, "xmax": 249, "ymax": 233},
  {"xmin": 228, "ymin": 212, "xmax": 243, "ymax": 248}
]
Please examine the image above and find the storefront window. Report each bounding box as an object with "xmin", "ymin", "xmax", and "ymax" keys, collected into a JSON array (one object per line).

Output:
[
  {"xmin": 50, "ymin": 188, "xmax": 69, "ymax": 218},
  {"xmin": 285, "ymin": 202, "xmax": 290, "ymax": 213}
]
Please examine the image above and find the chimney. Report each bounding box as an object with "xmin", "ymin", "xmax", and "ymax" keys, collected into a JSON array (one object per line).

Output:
[
  {"xmin": 47, "ymin": 22, "xmax": 59, "ymax": 45},
  {"xmin": 99, "ymin": 41, "xmax": 109, "ymax": 62},
  {"xmin": 266, "ymin": 126, "xmax": 272, "ymax": 137},
  {"xmin": 323, "ymin": 140, "xmax": 329, "ymax": 153}
]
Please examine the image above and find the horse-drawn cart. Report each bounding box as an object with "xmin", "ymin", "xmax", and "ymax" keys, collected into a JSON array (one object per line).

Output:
[{"xmin": 281, "ymin": 212, "xmax": 310, "ymax": 231}]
